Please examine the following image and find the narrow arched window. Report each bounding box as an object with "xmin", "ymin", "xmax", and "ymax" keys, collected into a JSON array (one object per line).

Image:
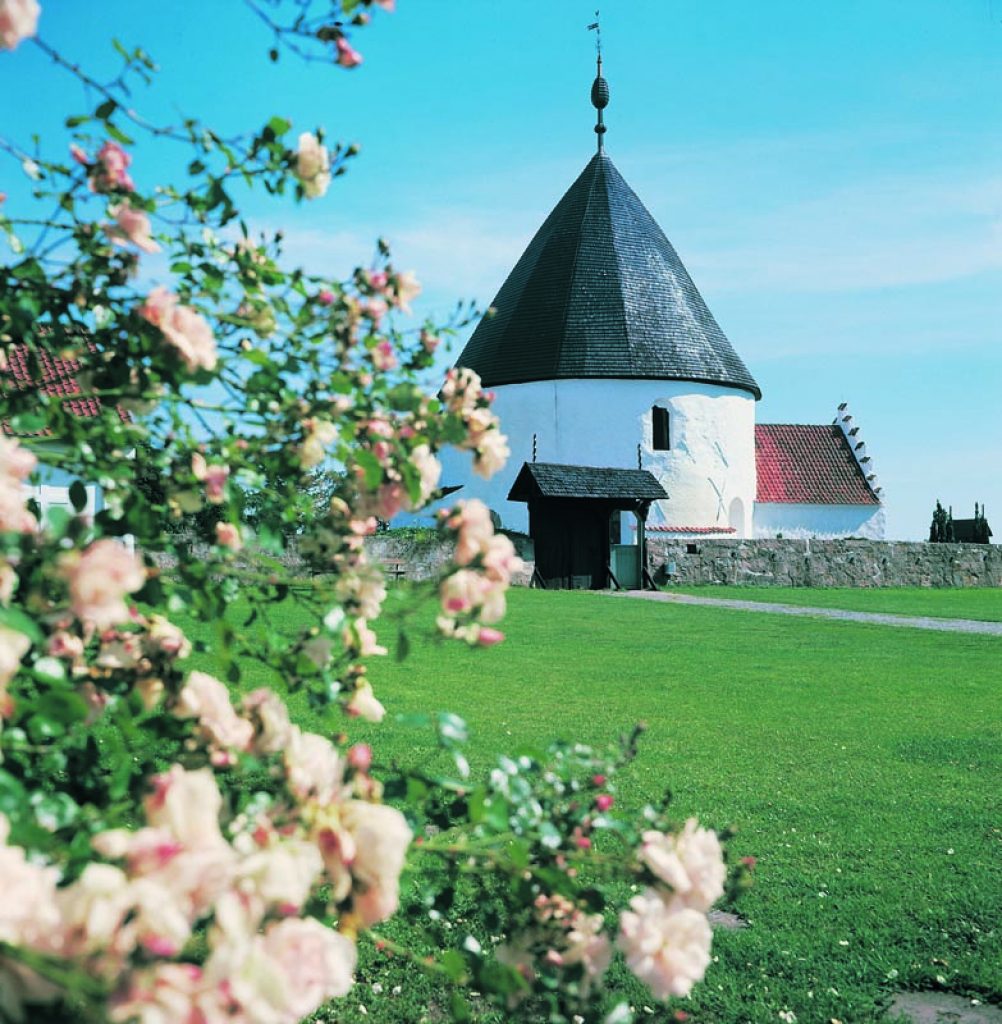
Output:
[{"xmin": 652, "ymin": 406, "xmax": 670, "ymax": 450}]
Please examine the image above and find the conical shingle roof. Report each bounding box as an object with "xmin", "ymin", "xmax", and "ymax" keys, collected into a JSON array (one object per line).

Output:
[{"xmin": 457, "ymin": 152, "xmax": 761, "ymax": 399}]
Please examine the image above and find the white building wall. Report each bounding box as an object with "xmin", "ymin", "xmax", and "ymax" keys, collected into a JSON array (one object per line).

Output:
[
  {"xmin": 438, "ymin": 378, "xmax": 757, "ymax": 536},
  {"xmin": 753, "ymin": 502, "xmax": 886, "ymax": 540}
]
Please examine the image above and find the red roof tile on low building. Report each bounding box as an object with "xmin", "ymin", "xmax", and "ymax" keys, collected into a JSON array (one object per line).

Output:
[
  {"xmin": 647, "ymin": 524, "xmax": 737, "ymax": 534},
  {"xmin": 755, "ymin": 423, "xmax": 879, "ymax": 506},
  {"xmin": 2, "ymin": 344, "xmax": 129, "ymax": 429}
]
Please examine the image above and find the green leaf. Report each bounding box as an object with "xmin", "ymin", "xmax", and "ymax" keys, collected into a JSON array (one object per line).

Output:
[
  {"xmin": 9, "ymin": 410, "xmax": 46, "ymax": 433},
  {"xmin": 0, "ymin": 771, "xmax": 27, "ymax": 817},
  {"xmin": 95, "ymin": 98, "xmax": 118, "ymax": 120},
  {"xmin": 267, "ymin": 116, "xmax": 291, "ymax": 136},
  {"xmin": 440, "ymin": 950, "xmax": 466, "ymax": 983},
  {"xmin": 395, "ymin": 630, "xmax": 410, "ymax": 662},
  {"xmin": 449, "ymin": 991, "xmax": 471, "ymax": 1023},
  {"xmin": 0, "ymin": 606, "xmax": 42, "ymax": 644},
  {"xmin": 31, "ymin": 791, "xmax": 79, "ymax": 831},
  {"xmin": 37, "ymin": 690, "xmax": 88, "ymax": 725},
  {"xmin": 32, "ymin": 657, "xmax": 67, "ymax": 687},
  {"xmin": 26, "ymin": 714, "xmax": 65, "ymax": 741},
  {"xmin": 69, "ymin": 480, "xmax": 88, "ymax": 512},
  {"xmin": 105, "ymin": 122, "xmax": 134, "ymax": 146},
  {"xmin": 437, "ymin": 712, "xmax": 468, "ymax": 746}
]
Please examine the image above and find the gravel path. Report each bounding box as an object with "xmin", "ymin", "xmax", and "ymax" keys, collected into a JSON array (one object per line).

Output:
[{"xmin": 618, "ymin": 590, "xmax": 1002, "ymax": 636}]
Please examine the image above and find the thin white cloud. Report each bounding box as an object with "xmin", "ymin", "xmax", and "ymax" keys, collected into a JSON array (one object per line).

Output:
[{"xmin": 687, "ymin": 171, "xmax": 1002, "ymax": 294}]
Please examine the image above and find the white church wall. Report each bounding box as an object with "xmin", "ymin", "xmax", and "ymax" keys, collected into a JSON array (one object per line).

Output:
[
  {"xmin": 753, "ymin": 502, "xmax": 886, "ymax": 540},
  {"xmin": 437, "ymin": 378, "xmax": 757, "ymax": 536}
]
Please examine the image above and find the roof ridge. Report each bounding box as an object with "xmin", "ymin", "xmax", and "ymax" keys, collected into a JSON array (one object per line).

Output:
[{"xmin": 552, "ymin": 153, "xmax": 603, "ymax": 375}]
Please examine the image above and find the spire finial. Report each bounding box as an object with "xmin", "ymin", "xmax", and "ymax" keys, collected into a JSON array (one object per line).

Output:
[{"xmin": 588, "ymin": 11, "xmax": 608, "ymax": 152}]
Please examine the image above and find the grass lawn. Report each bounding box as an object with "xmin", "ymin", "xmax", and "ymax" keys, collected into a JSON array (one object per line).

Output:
[
  {"xmin": 669, "ymin": 584, "xmax": 1002, "ymax": 622},
  {"xmin": 178, "ymin": 587, "xmax": 1002, "ymax": 1023}
]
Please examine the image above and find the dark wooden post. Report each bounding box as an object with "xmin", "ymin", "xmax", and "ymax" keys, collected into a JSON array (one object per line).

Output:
[{"xmin": 637, "ymin": 501, "xmax": 648, "ymax": 590}]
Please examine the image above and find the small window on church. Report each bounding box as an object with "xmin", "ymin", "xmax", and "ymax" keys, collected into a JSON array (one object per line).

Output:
[{"xmin": 652, "ymin": 406, "xmax": 670, "ymax": 450}]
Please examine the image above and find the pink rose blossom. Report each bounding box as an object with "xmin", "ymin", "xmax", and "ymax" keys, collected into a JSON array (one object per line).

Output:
[
  {"xmin": 299, "ymin": 418, "xmax": 337, "ymax": 469},
  {"xmin": 375, "ymin": 481, "xmax": 405, "ymax": 520},
  {"xmin": 439, "ymin": 569, "xmax": 491, "ymax": 617},
  {"xmin": 345, "ymin": 682, "xmax": 385, "ymax": 723},
  {"xmin": 0, "ymin": 0, "xmax": 40, "ymax": 51},
  {"xmin": 0, "ymin": 813, "xmax": 61, "ymax": 950},
  {"xmin": 108, "ymin": 204, "xmax": 160, "ymax": 254},
  {"xmin": 214, "ymin": 521, "xmax": 242, "ymax": 551},
  {"xmin": 562, "ymin": 911, "xmax": 612, "ymax": 993},
  {"xmin": 441, "ymin": 366, "xmax": 483, "ymax": 415},
  {"xmin": 0, "ymin": 562, "xmax": 15, "ymax": 605},
  {"xmin": 374, "ymin": 0, "xmax": 396, "ymax": 12},
  {"xmin": 447, "ymin": 498, "xmax": 494, "ymax": 565},
  {"xmin": 477, "ymin": 627, "xmax": 505, "ymax": 646},
  {"xmin": 638, "ymin": 819, "xmax": 725, "ymax": 912},
  {"xmin": 175, "ymin": 670, "xmax": 254, "ymax": 756},
  {"xmin": 109, "ymin": 963, "xmax": 211, "ymax": 1024},
  {"xmin": 64, "ymin": 539, "xmax": 145, "ymax": 629},
  {"xmin": 284, "ymin": 727, "xmax": 344, "ymax": 804},
  {"xmin": 391, "ymin": 270, "xmax": 421, "ymax": 313},
  {"xmin": 90, "ymin": 141, "xmax": 135, "ymax": 193},
  {"xmin": 595, "ymin": 794, "xmax": 614, "ymax": 813},
  {"xmin": 473, "ymin": 426, "xmax": 510, "ymax": 479},
  {"xmin": 296, "ymin": 132, "xmax": 331, "ymax": 199},
  {"xmin": 481, "ymin": 533, "xmax": 523, "ymax": 584},
  {"xmin": 347, "ymin": 743, "xmax": 372, "ymax": 772},
  {"xmin": 242, "ymin": 688, "xmax": 293, "ymax": 754},
  {"xmin": 138, "ymin": 287, "xmax": 218, "ymax": 374},
  {"xmin": 343, "ymin": 617, "xmax": 387, "ymax": 657},
  {"xmin": 145, "ymin": 615, "xmax": 191, "ymax": 659},
  {"xmin": 236, "ymin": 839, "xmax": 323, "ymax": 913},
  {"xmin": 618, "ymin": 889, "xmax": 712, "ymax": 999},
  {"xmin": 192, "ymin": 454, "xmax": 229, "ymax": 503},
  {"xmin": 318, "ymin": 288, "xmax": 335, "ymax": 305},
  {"xmin": 407, "ymin": 444, "xmax": 441, "ymax": 508},
  {"xmin": 57, "ymin": 862, "xmax": 136, "ymax": 956},
  {"xmin": 360, "ymin": 297, "xmax": 388, "ymax": 323},
  {"xmin": 336, "ymin": 801, "xmax": 411, "ymax": 926},
  {"xmin": 0, "ymin": 625, "xmax": 29, "ymax": 690},
  {"xmin": 145, "ymin": 766, "xmax": 228, "ymax": 850},
  {"xmin": 0, "ymin": 435, "xmax": 37, "ymax": 533},
  {"xmin": 335, "ymin": 36, "xmax": 363, "ymax": 67},
  {"xmin": 216, "ymin": 917, "xmax": 355, "ymax": 1021}
]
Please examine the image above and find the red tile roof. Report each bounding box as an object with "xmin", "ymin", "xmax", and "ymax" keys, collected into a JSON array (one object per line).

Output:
[
  {"xmin": 2, "ymin": 343, "xmax": 129, "ymax": 431},
  {"xmin": 647, "ymin": 525, "xmax": 737, "ymax": 534},
  {"xmin": 3, "ymin": 344, "xmax": 104, "ymax": 419},
  {"xmin": 755, "ymin": 424, "xmax": 879, "ymax": 506}
]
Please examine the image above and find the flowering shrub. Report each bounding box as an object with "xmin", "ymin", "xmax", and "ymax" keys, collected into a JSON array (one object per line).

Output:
[{"xmin": 0, "ymin": 2, "xmax": 750, "ymax": 1021}]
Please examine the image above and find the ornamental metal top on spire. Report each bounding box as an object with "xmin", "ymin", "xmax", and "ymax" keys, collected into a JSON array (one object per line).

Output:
[
  {"xmin": 454, "ymin": 24, "xmax": 761, "ymax": 399},
  {"xmin": 589, "ymin": 12, "xmax": 609, "ymax": 151}
]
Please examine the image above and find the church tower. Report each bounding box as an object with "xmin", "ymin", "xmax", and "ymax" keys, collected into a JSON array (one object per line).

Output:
[{"xmin": 447, "ymin": 52, "xmax": 761, "ymax": 539}]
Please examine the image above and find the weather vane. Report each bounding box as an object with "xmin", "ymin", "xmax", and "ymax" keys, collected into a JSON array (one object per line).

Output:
[
  {"xmin": 587, "ymin": 10, "xmax": 602, "ymax": 58},
  {"xmin": 587, "ymin": 11, "xmax": 609, "ymax": 151}
]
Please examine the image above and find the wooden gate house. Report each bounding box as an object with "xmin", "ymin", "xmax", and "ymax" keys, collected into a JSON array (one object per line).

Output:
[{"xmin": 508, "ymin": 462, "xmax": 667, "ymax": 590}]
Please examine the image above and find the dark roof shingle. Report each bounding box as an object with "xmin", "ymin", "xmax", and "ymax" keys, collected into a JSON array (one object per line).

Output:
[
  {"xmin": 508, "ymin": 462, "xmax": 667, "ymax": 502},
  {"xmin": 457, "ymin": 152, "xmax": 761, "ymax": 398},
  {"xmin": 755, "ymin": 424, "xmax": 880, "ymax": 506}
]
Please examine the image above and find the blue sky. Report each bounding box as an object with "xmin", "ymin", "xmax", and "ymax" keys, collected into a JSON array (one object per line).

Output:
[{"xmin": 3, "ymin": 1, "xmax": 1001, "ymax": 540}]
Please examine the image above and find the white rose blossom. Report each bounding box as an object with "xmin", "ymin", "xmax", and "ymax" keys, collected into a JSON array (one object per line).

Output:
[{"xmin": 618, "ymin": 888, "xmax": 713, "ymax": 1000}]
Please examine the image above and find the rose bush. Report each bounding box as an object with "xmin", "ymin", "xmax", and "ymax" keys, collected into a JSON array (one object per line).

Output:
[{"xmin": 0, "ymin": 2, "xmax": 751, "ymax": 1021}]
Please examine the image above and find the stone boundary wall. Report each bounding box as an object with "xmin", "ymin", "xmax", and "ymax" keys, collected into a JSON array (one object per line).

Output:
[
  {"xmin": 646, "ymin": 537, "xmax": 1002, "ymax": 589},
  {"xmin": 151, "ymin": 533, "xmax": 536, "ymax": 585}
]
